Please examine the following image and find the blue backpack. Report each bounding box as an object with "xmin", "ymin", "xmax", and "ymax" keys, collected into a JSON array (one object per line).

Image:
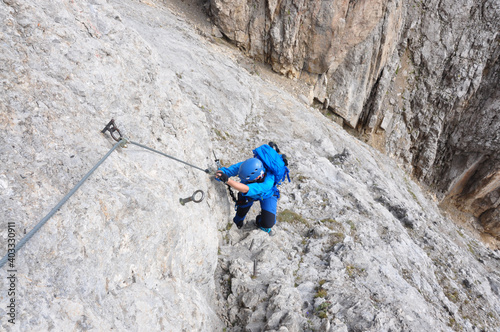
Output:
[{"xmin": 253, "ymin": 143, "xmax": 290, "ymax": 186}]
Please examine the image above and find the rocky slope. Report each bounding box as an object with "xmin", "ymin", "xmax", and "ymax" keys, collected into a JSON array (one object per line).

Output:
[
  {"xmin": 1, "ymin": 0, "xmax": 500, "ymax": 331},
  {"xmin": 208, "ymin": 0, "xmax": 500, "ymax": 238}
]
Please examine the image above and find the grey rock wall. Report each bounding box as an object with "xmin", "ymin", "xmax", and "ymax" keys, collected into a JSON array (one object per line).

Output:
[
  {"xmin": 208, "ymin": 0, "xmax": 500, "ymax": 237},
  {"xmin": 1, "ymin": 0, "xmax": 500, "ymax": 331},
  {"xmin": 1, "ymin": 0, "xmax": 222, "ymax": 330},
  {"xmin": 381, "ymin": 0, "xmax": 500, "ymax": 235}
]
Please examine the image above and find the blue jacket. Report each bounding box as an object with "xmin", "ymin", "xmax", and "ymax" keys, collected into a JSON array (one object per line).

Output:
[{"xmin": 219, "ymin": 162, "xmax": 278, "ymax": 200}]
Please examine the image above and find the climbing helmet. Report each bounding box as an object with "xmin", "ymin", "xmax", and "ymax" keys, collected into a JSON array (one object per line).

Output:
[{"xmin": 238, "ymin": 158, "xmax": 265, "ymax": 183}]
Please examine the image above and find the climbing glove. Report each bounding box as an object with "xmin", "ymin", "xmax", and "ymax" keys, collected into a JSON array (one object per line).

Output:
[{"xmin": 216, "ymin": 171, "xmax": 229, "ymax": 183}]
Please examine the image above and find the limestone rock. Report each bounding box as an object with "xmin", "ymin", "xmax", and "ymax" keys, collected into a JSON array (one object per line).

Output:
[
  {"xmin": 1, "ymin": 1, "xmax": 500, "ymax": 332},
  {"xmin": 208, "ymin": 0, "xmax": 500, "ymax": 236}
]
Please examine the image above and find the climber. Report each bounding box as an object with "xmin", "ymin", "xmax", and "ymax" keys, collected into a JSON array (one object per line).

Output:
[{"xmin": 215, "ymin": 144, "xmax": 290, "ymax": 235}]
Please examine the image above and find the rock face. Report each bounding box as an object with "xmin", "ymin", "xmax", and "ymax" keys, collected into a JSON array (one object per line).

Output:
[
  {"xmin": 1, "ymin": 0, "xmax": 222, "ymax": 330},
  {"xmin": 1, "ymin": 0, "xmax": 500, "ymax": 331},
  {"xmin": 208, "ymin": 0, "xmax": 500, "ymax": 236},
  {"xmin": 210, "ymin": 0, "xmax": 403, "ymax": 80},
  {"xmin": 382, "ymin": 0, "xmax": 500, "ymax": 238}
]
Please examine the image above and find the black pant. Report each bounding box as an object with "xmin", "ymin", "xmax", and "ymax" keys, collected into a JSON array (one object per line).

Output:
[{"xmin": 233, "ymin": 193, "xmax": 277, "ymax": 228}]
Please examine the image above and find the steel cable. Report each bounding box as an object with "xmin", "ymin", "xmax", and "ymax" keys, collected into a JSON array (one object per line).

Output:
[
  {"xmin": 0, "ymin": 137, "xmax": 211, "ymax": 269},
  {"xmin": 129, "ymin": 140, "xmax": 209, "ymax": 173},
  {"xmin": 0, "ymin": 140, "xmax": 124, "ymax": 268}
]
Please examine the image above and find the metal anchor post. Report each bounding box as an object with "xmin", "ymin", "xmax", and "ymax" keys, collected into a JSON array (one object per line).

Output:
[
  {"xmin": 180, "ymin": 190, "xmax": 205, "ymax": 206},
  {"xmin": 101, "ymin": 119, "xmax": 123, "ymax": 142}
]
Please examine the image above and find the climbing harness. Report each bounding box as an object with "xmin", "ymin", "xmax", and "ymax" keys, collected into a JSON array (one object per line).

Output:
[
  {"xmin": 214, "ymin": 151, "xmax": 237, "ymax": 203},
  {"xmin": 179, "ymin": 190, "xmax": 205, "ymax": 206},
  {"xmin": 0, "ymin": 119, "xmax": 210, "ymax": 269}
]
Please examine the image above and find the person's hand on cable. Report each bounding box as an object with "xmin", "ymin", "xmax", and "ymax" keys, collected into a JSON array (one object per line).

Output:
[{"xmin": 215, "ymin": 170, "xmax": 229, "ymax": 183}]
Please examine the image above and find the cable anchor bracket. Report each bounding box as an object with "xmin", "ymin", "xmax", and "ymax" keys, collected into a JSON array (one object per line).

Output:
[{"xmin": 101, "ymin": 119, "xmax": 123, "ymax": 142}]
